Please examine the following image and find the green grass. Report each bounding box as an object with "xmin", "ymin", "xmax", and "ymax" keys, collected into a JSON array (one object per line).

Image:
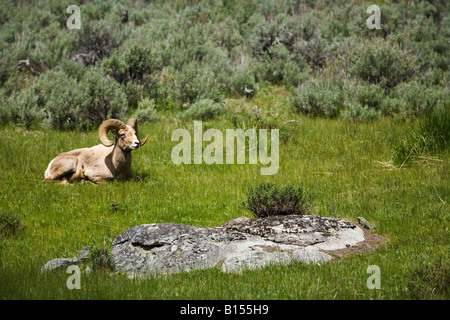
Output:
[
  {"xmin": 393, "ymin": 109, "xmax": 450, "ymax": 167},
  {"xmin": 0, "ymin": 99, "xmax": 449, "ymax": 299}
]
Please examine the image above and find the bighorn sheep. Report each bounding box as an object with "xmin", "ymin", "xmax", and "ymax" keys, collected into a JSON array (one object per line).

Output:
[{"xmin": 43, "ymin": 118, "xmax": 148, "ymax": 184}]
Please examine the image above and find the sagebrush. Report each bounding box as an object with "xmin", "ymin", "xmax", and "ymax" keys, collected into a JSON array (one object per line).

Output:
[{"xmin": 242, "ymin": 182, "xmax": 312, "ymax": 218}]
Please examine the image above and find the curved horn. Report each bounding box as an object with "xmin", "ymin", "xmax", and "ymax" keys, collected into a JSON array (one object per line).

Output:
[
  {"xmin": 98, "ymin": 119, "xmax": 126, "ymax": 147},
  {"xmin": 126, "ymin": 118, "xmax": 148, "ymax": 146},
  {"xmin": 140, "ymin": 135, "xmax": 148, "ymax": 146}
]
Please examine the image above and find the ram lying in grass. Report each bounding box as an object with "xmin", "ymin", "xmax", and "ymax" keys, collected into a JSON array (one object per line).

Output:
[{"xmin": 43, "ymin": 118, "xmax": 148, "ymax": 184}]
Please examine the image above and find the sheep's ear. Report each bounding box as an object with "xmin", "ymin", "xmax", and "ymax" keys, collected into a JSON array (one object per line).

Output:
[{"xmin": 126, "ymin": 118, "xmax": 137, "ymax": 129}]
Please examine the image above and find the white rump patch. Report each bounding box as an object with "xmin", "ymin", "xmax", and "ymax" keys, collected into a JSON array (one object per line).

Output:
[{"xmin": 44, "ymin": 159, "xmax": 55, "ymax": 178}]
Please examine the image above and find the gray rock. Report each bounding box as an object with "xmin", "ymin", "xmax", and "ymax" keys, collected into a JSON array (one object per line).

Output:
[
  {"xmin": 291, "ymin": 246, "xmax": 333, "ymax": 264},
  {"xmin": 42, "ymin": 215, "xmax": 366, "ymax": 277},
  {"xmin": 358, "ymin": 217, "xmax": 374, "ymax": 230},
  {"xmin": 41, "ymin": 257, "xmax": 85, "ymax": 272},
  {"xmin": 40, "ymin": 246, "xmax": 93, "ymax": 272},
  {"xmin": 222, "ymin": 216, "xmax": 250, "ymax": 227},
  {"xmin": 111, "ymin": 215, "xmax": 364, "ymax": 277}
]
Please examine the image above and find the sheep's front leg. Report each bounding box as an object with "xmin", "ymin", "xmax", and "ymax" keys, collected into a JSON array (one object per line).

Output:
[
  {"xmin": 82, "ymin": 171, "xmax": 107, "ymax": 184},
  {"xmin": 69, "ymin": 164, "xmax": 85, "ymax": 183},
  {"xmin": 89, "ymin": 176, "xmax": 107, "ymax": 184}
]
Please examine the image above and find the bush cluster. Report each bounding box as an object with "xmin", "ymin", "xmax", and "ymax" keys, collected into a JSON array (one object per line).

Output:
[
  {"xmin": 8, "ymin": 67, "xmax": 127, "ymax": 129},
  {"xmin": 292, "ymin": 76, "xmax": 449, "ymax": 122},
  {"xmin": 346, "ymin": 40, "xmax": 417, "ymax": 89},
  {"xmin": 177, "ymin": 99, "xmax": 225, "ymax": 121},
  {"xmin": 291, "ymin": 78, "xmax": 344, "ymax": 118},
  {"xmin": 242, "ymin": 182, "xmax": 312, "ymax": 218},
  {"xmin": 132, "ymin": 98, "xmax": 160, "ymax": 123},
  {"xmin": 0, "ymin": 0, "xmax": 448, "ymax": 129}
]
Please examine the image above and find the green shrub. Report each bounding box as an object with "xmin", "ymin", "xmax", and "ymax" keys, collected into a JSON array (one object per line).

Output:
[
  {"xmin": 252, "ymin": 43, "xmax": 307, "ymax": 87},
  {"xmin": 351, "ymin": 82, "xmax": 385, "ymax": 110},
  {"xmin": 32, "ymin": 67, "xmax": 127, "ymax": 129},
  {"xmin": 441, "ymin": 13, "xmax": 450, "ymax": 38},
  {"xmin": 390, "ymin": 81, "xmax": 449, "ymax": 117},
  {"xmin": 242, "ymin": 182, "xmax": 312, "ymax": 218},
  {"xmin": 342, "ymin": 103, "xmax": 381, "ymax": 122},
  {"xmin": 293, "ymin": 37, "xmax": 330, "ymax": 70},
  {"xmin": 101, "ymin": 45, "xmax": 159, "ymax": 85},
  {"xmin": 49, "ymin": 0, "xmax": 76, "ymax": 28},
  {"xmin": 293, "ymin": 12, "xmax": 344, "ymax": 71},
  {"xmin": 10, "ymin": 85, "xmax": 44, "ymax": 130},
  {"xmin": 281, "ymin": 59, "xmax": 309, "ymax": 88},
  {"xmin": 178, "ymin": 98, "xmax": 225, "ymax": 121},
  {"xmin": 380, "ymin": 97, "xmax": 404, "ymax": 116},
  {"xmin": 132, "ymin": 98, "xmax": 160, "ymax": 123},
  {"xmin": 55, "ymin": 59, "xmax": 88, "ymax": 82},
  {"xmin": 82, "ymin": 0, "xmax": 115, "ymax": 23},
  {"xmin": 230, "ymin": 69, "xmax": 256, "ymax": 97},
  {"xmin": 0, "ymin": 1, "xmax": 15, "ymax": 26},
  {"xmin": 77, "ymin": 21, "xmax": 124, "ymax": 64},
  {"xmin": 129, "ymin": 8, "xmax": 150, "ymax": 26},
  {"xmin": 36, "ymin": 69, "xmax": 81, "ymax": 130},
  {"xmin": 168, "ymin": 61, "xmax": 226, "ymax": 104},
  {"xmin": 342, "ymin": 81, "xmax": 383, "ymax": 121},
  {"xmin": 291, "ymin": 78, "xmax": 344, "ymax": 118},
  {"xmin": 246, "ymin": 13, "xmax": 309, "ymax": 86},
  {"xmin": 77, "ymin": 68, "xmax": 128, "ymax": 128},
  {"xmin": 319, "ymin": 4, "xmax": 354, "ymax": 41},
  {"xmin": 211, "ymin": 17, "xmax": 244, "ymax": 56},
  {"xmin": 347, "ymin": 40, "xmax": 417, "ymax": 89},
  {"xmin": 101, "ymin": 44, "xmax": 161, "ymax": 106},
  {"xmin": 246, "ymin": 14, "xmax": 284, "ymax": 58},
  {"xmin": 29, "ymin": 22, "xmax": 78, "ymax": 70}
]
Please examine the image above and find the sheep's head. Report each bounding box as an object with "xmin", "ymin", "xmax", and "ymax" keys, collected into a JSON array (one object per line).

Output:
[{"xmin": 98, "ymin": 118, "xmax": 148, "ymax": 151}]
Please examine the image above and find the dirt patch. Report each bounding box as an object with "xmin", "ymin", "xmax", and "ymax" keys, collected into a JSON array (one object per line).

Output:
[{"xmin": 323, "ymin": 223, "xmax": 388, "ymax": 259}]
